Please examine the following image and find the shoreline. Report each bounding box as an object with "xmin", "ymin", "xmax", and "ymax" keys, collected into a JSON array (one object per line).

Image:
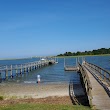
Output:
[
  {"xmin": 0, "ymin": 83, "xmax": 70, "ymax": 99},
  {"xmin": 0, "ymin": 54, "xmax": 110, "ymax": 61},
  {"xmin": 0, "ymin": 83, "xmax": 85, "ymax": 100},
  {"xmin": 56, "ymin": 54, "xmax": 110, "ymax": 58}
]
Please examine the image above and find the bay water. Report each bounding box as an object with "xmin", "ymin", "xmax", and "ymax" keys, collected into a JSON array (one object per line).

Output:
[{"xmin": 0, "ymin": 56, "xmax": 110, "ymax": 84}]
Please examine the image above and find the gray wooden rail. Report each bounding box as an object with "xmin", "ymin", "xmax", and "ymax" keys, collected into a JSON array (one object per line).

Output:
[
  {"xmin": 67, "ymin": 58, "xmax": 110, "ymax": 109},
  {"xmin": 85, "ymin": 61, "xmax": 110, "ymax": 86},
  {"xmin": 82, "ymin": 61, "xmax": 110, "ymax": 110},
  {"xmin": 78, "ymin": 62, "xmax": 93, "ymax": 106},
  {"xmin": 0, "ymin": 59, "xmax": 55, "ymax": 80}
]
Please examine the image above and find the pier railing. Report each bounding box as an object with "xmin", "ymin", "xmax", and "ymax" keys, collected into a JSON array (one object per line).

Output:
[
  {"xmin": 78, "ymin": 62, "xmax": 93, "ymax": 106},
  {"xmin": 85, "ymin": 61, "xmax": 110, "ymax": 86},
  {"xmin": 0, "ymin": 59, "xmax": 55, "ymax": 80}
]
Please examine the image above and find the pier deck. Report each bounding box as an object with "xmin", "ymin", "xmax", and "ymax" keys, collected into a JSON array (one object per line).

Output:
[{"xmin": 81, "ymin": 62, "xmax": 110, "ymax": 110}]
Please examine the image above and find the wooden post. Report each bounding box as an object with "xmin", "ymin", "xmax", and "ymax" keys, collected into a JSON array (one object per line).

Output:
[
  {"xmin": 16, "ymin": 65, "xmax": 18, "ymax": 76},
  {"xmin": 35, "ymin": 63, "xmax": 37, "ymax": 69},
  {"xmin": 29, "ymin": 63, "xmax": 31, "ymax": 71},
  {"xmin": 30, "ymin": 63, "xmax": 32, "ymax": 71},
  {"xmin": 34, "ymin": 63, "xmax": 36, "ymax": 69},
  {"xmin": 76, "ymin": 57, "xmax": 78, "ymax": 67},
  {"xmin": 63, "ymin": 58, "xmax": 65, "ymax": 67},
  {"xmin": 27, "ymin": 64, "xmax": 29, "ymax": 72},
  {"xmin": 104, "ymin": 72, "xmax": 106, "ymax": 82},
  {"xmin": 108, "ymin": 74, "xmax": 110, "ymax": 81},
  {"xmin": 10, "ymin": 65, "xmax": 13, "ymax": 78},
  {"xmin": 78, "ymin": 57, "xmax": 79, "ymax": 63},
  {"xmin": 24, "ymin": 65, "xmax": 25, "ymax": 73},
  {"xmin": 0, "ymin": 71, "xmax": 2, "ymax": 82},
  {"xmin": 25, "ymin": 65, "xmax": 27, "ymax": 73},
  {"xmin": 27, "ymin": 67, "xmax": 29, "ymax": 72},
  {"xmin": 82, "ymin": 57, "xmax": 83, "ymax": 64},
  {"xmin": 100, "ymin": 69, "xmax": 102, "ymax": 79},
  {"xmin": 20, "ymin": 64, "xmax": 22, "ymax": 74},
  {"xmin": 99, "ymin": 68, "xmax": 101, "ymax": 77},
  {"xmin": 6, "ymin": 65, "xmax": 8, "ymax": 79},
  {"xmin": 0, "ymin": 71, "xmax": 1, "ymax": 78}
]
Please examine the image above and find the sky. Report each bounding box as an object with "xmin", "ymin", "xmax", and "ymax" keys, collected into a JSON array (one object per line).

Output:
[{"xmin": 0, "ymin": 0, "xmax": 110, "ymax": 58}]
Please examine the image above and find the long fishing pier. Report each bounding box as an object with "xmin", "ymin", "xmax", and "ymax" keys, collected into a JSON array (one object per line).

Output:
[{"xmin": 0, "ymin": 59, "xmax": 55, "ymax": 80}]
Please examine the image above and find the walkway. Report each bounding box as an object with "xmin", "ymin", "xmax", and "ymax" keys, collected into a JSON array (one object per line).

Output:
[{"xmin": 83, "ymin": 63, "xmax": 110, "ymax": 110}]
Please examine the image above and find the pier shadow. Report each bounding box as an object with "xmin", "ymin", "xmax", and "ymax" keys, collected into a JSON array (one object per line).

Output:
[{"xmin": 69, "ymin": 80, "xmax": 89, "ymax": 106}]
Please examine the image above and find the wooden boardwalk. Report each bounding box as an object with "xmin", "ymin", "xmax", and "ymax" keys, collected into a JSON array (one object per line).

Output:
[{"xmin": 79, "ymin": 61, "xmax": 110, "ymax": 110}]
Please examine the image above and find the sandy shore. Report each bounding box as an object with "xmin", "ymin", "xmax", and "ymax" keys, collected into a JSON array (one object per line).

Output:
[
  {"xmin": 0, "ymin": 82, "xmax": 85, "ymax": 100},
  {"xmin": 0, "ymin": 82, "xmax": 87, "ymax": 106},
  {"xmin": 0, "ymin": 83, "xmax": 70, "ymax": 99}
]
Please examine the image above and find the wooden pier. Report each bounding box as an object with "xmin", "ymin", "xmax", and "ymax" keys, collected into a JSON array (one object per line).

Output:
[
  {"xmin": 78, "ymin": 60, "xmax": 110, "ymax": 110},
  {"xmin": 0, "ymin": 59, "xmax": 55, "ymax": 80}
]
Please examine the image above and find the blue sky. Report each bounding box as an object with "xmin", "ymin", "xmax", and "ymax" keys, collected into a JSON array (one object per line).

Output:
[{"xmin": 0, "ymin": 0, "xmax": 110, "ymax": 58}]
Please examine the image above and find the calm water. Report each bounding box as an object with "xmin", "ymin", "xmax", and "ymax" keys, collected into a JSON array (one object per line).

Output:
[{"xmin": 0, "ymin": 56, "xmax": 110, "ymax": 84}]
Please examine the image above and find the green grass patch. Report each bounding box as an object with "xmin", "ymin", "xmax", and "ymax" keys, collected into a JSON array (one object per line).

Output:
[
  {"xmin": 0, "ymin": 103, "xmax": 91, "ymax": 110},
  {"xmin": 0, "ymin": 96, "xmax": 4, "ymax": 100}
]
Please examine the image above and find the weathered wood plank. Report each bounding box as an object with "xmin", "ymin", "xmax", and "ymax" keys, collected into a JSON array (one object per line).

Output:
[{"xmin": 83, "ymin": 63, "xmax": 110, "ymax": 110}]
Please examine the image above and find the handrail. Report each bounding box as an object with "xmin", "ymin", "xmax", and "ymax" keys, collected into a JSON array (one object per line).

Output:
[
  {"xmin": 0, "ymin": 59, "xmax": 54, "ymax": 71},
  {"xmin": 85, "ymin": 61, "xmax": 110, "ymax": 86},
  {"xmin": 78, "ymin": 62, "xmax": 93, "ymax": 106}
]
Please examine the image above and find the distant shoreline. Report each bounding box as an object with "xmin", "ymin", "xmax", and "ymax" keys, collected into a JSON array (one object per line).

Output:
[
  {"xmin": 0, "ymin": 57, "xmax": 39, "ymax": 61},
  {"xmin": 56, "ymin": 54, "xmax": 110, "ymax": 58},
  {"xmin": 0, "ymin": 54, "xmax": 110, "ymax": 61}
]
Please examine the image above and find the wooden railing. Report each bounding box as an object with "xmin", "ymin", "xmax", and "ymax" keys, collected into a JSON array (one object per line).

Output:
[
  {"xmin": 0, "ymin": 59, "xmax": 55, "ymax": 80},
  {"xmin": 85, "ymin": 61, "xmax": 110, "ymax": 86},
  {"xmin": 78, "ymin": 62, "xmax": 93, "ymax": 106}
]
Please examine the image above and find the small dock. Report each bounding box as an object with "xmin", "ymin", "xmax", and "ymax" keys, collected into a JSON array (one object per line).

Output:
[
  {"xmin": 64, "ymin": 58, "xmax": 79, "ymax": 71},
  {"xmin": 65, "ymin": 66, "xmax": 78, "ymax": 71}
]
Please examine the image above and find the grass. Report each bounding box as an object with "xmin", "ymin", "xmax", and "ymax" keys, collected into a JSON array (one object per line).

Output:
[
  {"xmin": 0, "ymin": 103, "xmax": 91, "ymax": 110},
  {"xmin": 0, "ymin": 96, "xmax": 4, "ymax": 100}
]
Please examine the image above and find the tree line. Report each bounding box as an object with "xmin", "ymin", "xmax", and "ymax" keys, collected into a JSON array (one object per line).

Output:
[{"xmin": 57, "ymin": 48, "xmax": 110, "ymax": 56}]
